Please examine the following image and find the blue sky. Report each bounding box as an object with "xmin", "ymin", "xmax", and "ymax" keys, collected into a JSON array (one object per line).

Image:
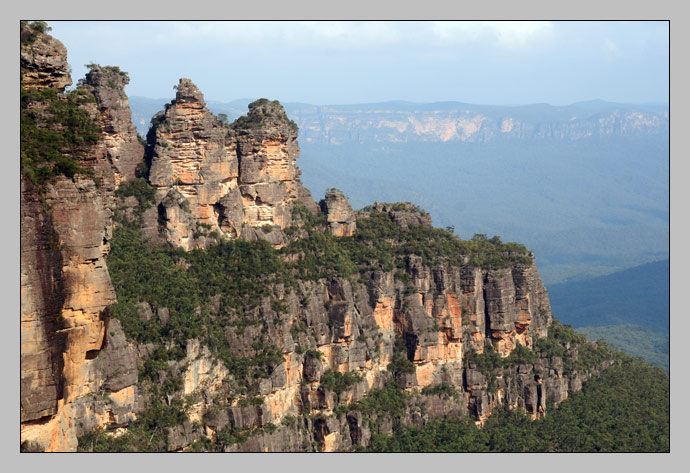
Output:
[{"xmin": 47, "ymin": 21, "xmax": 669, "ymax": 106}]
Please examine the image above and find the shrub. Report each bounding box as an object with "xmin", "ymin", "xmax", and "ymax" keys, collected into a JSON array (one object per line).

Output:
[
  {"xmin": 421, "ymin": 382, "xmax": 459, "ymax": 399},
  {"xmin": 304, "ymin": 349, "xmax": 323, "ymax": 360},
  {"xmin": 320, "ymin": 370, "xmax": 363, "ymax": 394},
  {"xmin": 387, "ymin": 337, "xmax": 416, "ymax": 376},
  {"xmin": 20, "ymin": 87, "xmax": 102, "ymax": 188}
]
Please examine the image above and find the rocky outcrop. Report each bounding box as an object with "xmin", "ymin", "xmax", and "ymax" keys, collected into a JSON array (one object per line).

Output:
[
  {"xmin": 121, "ymin": 242, "xmax": 577, "ymax": 452},
  {"xmin": 20, "ymin": 26, "xmax": 618, "ymax": 452},
  {"xmin": 232, "ymin": 98, "xmax": 306, "ymax": 230},
  {"xmin": 20, "ymin": 23, "xmax": 72, "ymax": 91},
  {"xmin": 148, "ymin": 78, "xmax": 243, "ymax": 250},
  {"xmin": 20, "ymin": 27, "xmax": 140, "ymax": 451},
  {"xmin": 79, "ymin": 65, "xmax": 145, "ymax": 186},
  {"xmin": 148, "ymin": 81, "xmax": 317, "ymax": 250},
  {"xmin": 320, "ymin": 189, "xmax": 356, "ymax": 237},
  {"xmin": 20, "ymin": 173, "xmax": 141, "ymax": 451},
  {"xmin": 361, "ymin": 202, "xmax": 433, "ymax": 230}
]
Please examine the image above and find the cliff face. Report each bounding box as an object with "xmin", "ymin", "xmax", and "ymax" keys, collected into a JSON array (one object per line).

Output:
[
  {"xmin": 96, "ymin": 195, "xmax": 611, "ymax": 452},
  {"xmin": 20, "ymin": 25, "xmax": 140, "ymax": 451},
  {"xmin": 148, "ymin": 80, "xmax": 317, "ymax": 250},
  {"xmin": 110, "ymin": 209, "xmax": 606, "ymax": 452},
  {"xmin": 232, "ymin": 98, "xmax": 308, "ymax": 230},
  {"xmin": 148, "ymin": 78, "xmax": 243, "ymax": 250},
  {"xmin": 79, "ymin": 65, "xmax": 145, "ymax": 187},
  {"xmin": 20, "ymin": 25, "xmax": 71, "ymax": 91},
  {"xmin": 287, "ymin": 102, "xmax": 669, "ymax": 144}
]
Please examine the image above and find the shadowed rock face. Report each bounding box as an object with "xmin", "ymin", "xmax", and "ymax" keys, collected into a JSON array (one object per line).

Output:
[
  {"xmin": 20, "ymin": 27, "xmax": 139, "ymax": 452},
  {"xmin": 79, "ymin": 65, "xmax": 145, "ymax": 186},
  {"xmin": 320, "ymin": 189, "xmax": 356, "ymax": 237}
]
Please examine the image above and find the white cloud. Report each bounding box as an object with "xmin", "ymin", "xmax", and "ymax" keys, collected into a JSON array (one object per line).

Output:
[
  {"xmin": 431, "ymin": 21, "xmax": 554, "ymax": 49},
  {"xmin": 605, "ymin": 38, "xmax": 619, "ymax": 53},
  {"xmin": 108, "ymin": 21, "xmax": 553, "ymax": 50},
  {"xmin": 144, "ymin": 21, "xmax": 403, "ymax": 48}
]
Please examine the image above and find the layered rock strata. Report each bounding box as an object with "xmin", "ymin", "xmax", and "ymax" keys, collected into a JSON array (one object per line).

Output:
[
  {"xmin": 20, "ymin": 28, "xmax": 139, "ymax": 451},
  {"xmin": 21, "ymin": 26, "xmax": 613, "ymax": 452},
  {"xmin": 122, "ymin": 219, "xmax": 601, "ymax": 451},
  {"xmin": 232, "ymin": 98, "xmax": 307, "ymax": 229},
  {"xmin": 79, "ymin": 65, "xmax": 145, "ymax": 187},
  {"xmin": 113, "ymin": 206, "xmax": 576, "ymax": 451},
  {"xmin": 20, "ymin": 24, "xmax": 72, "ymax": 91},
  {"xmin": 148, "ymin": 80, "xmax": 317, "ymax": 250}
]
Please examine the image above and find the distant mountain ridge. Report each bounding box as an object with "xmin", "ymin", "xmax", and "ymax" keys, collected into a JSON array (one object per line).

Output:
[{"xmin": 130, "ymin": 96, "xmax": 669, "ymax": 144}]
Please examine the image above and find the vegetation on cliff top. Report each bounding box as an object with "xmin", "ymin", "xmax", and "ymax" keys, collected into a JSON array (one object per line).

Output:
[
  {"xmin": 20, "ymin": 86, "xmax": 102, "ymax": 188},
  {"xmin": 108, "ymin": 197, "xmax": 532, "ymax": 356},
  {"xmin": 283, "ymin": 203, "xmax": 532, "ymax": 281},
  {"xmin": 230, "ymin": 97, "xmax": 299, "ymax": 132},
  {"xmin": 20, "ymin": 21, "xmax": 51, "ymax": 45}
]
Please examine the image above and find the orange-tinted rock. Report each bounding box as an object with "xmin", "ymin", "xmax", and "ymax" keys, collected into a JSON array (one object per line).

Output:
[
  {"xmin": 20, "ymin": 27, "xmax": 140, "ymax": 451},
  {"xmin": 148, "ymin": 79, "xmax": 244, "ymax": 250},
  {"xmin": 148, "ymin": 83, "xmax": 318, "ymax": 249}
]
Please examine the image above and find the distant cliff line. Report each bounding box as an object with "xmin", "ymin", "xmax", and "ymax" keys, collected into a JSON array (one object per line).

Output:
[{"xmin": 129, "ymin": 96, "xmax": 669, "ymax": 145}]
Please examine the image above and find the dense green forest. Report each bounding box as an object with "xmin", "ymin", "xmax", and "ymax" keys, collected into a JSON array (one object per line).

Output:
[
  {"xmin": 548, "ymin": 260, "xmax": 669, "ymax": 372},
  {"xmin": 363, "ymin": 356, "xmax": 669, "ymax": 452},
  {"xmin": 577, "ymin": 324, "xmax": 669, "ymax": 373},
  {"xmin": 548, "ymin": 259, "xmax": 669, "ymax": 333}
]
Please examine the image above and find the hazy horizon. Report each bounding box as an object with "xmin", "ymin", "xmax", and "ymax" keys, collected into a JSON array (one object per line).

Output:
[
  {"xmin": 129, "ymin": 95, "xmax": 670, "ymax": 108},
  {"xmin": 46, "ymin": 21, "xmax": 669, "ymax": 107}
]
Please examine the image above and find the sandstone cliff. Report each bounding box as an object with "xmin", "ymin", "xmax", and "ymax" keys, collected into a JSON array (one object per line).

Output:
[
  {"xmin": 20, "ymin": 24, "xmax": 140, "ymax": 451},
  {"xmin": 20, "ymin": 22, "xmax": 71, "ymax": 91},
  {"xmin": 148, "ymin": 80, "xmax": 317, "ymax": 250},
  {"xmin": 320, "ymin": 189, "xmax": 356, "ymax": 237},
  {"xmin": 79, "ymin": 64, "xmax": 145, "ymax": 187},
  {"xmin": 87, "ymin": 195, "xmax": 614, "ymax": 452}
]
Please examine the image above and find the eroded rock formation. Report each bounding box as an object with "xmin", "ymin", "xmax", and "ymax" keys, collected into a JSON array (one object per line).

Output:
[
  {"xmin": 20, "ymin": 23, "xmax": 72, "ymax": 91},
  {"xmin": 320, "ymin": 189, "xmax": 356, "ymax": 237},
  {"xmin": 147, "ymin": 78, "xmax": 243, "ymax": 250},
  {"xmin": 232, "ymin": 98, "xmax": 306, "ymax": 229},
  {"xmin": 79, "ymin": 65, "xmax": 145, "ymax": 186},
  {"xmin": 364, "ymin": 201, "xmax": 433, "ymax": 230},
  {"xmin": 148, "ymin": 80, "xmax": 318, "ymax": 250},
  {"xmin": 20, "ymin": 26, "xmax": 139, "ymax": 451}
]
